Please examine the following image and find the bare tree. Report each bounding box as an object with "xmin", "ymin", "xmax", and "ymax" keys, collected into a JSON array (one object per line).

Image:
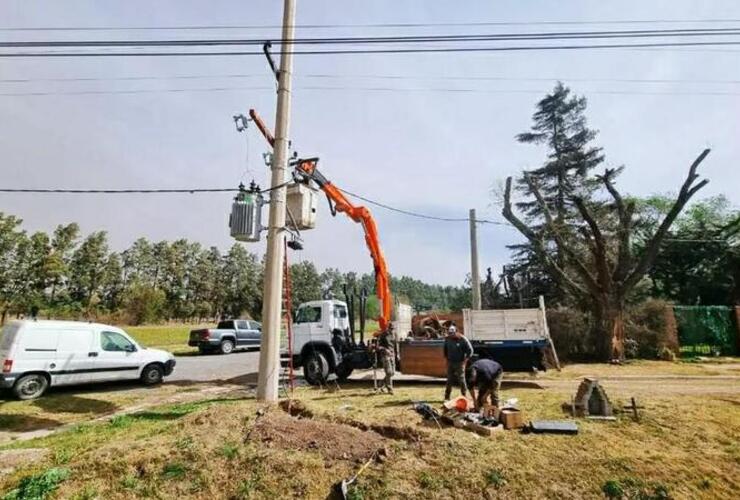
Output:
[{"xmin": 502, "ymin": 149, "xmax": 710, "ymax": 360}]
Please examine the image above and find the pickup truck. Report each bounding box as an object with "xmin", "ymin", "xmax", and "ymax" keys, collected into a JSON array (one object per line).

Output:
[{"xmin": 188, "ymin": 319, "xmax": 262, "ymax": 355}]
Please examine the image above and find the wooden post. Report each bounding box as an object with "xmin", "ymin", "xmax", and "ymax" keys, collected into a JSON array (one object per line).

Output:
[{"xmin": 540, "ymin": 295, "xmax": 561, "ymax": 371}]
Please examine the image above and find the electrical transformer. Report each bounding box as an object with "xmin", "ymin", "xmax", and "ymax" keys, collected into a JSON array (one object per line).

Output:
[
  {"xmin": 229, "ymin": 183, "xmax": 264, "ymax": 242},
  {"xmin": 286, "ymin": 183, "xmax": 318, "ymax": 230}
]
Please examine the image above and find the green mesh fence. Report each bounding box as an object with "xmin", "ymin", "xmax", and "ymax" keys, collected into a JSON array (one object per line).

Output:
[{"xmin": 673, "ymin": 306, "xmax": 736, "ymax": 355}]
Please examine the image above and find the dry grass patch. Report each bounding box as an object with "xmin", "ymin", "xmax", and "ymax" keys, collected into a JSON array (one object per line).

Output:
[{"xmin": 1, "ymin": 365, "xmax": 738, "ymax": 499}]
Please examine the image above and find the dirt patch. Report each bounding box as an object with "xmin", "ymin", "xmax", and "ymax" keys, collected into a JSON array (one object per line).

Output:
[
  {"xmin": 280, "ymin": 399, "xmax": 425, "ymax": 442},
  {"xmin": 250, "ymin": 410, "xmax": 386, "ymax": 463},
  {"xmin": 0, "ymin": 448, "xmax": 49, "ymax": 477}
]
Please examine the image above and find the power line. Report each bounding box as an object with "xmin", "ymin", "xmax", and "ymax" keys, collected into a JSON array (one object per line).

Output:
[
  {"xmin": 0, "ymin": 184, "xmax": 511, "ymax": 225},
  {"xmin": 0, "ymin": 187, "xmax": 236, "ymax": 194},
  {"xmin": 4, "ymin": 85, "xmax": 740, "ymax": 98},
  {"xmin": 337, "ymin": 188, "xmax": 510, "ymax": 225},
  {"xmin": 0, "ymin": 181, "xmax": 291, "ymax": 195},
  {"xmin": 2, "ymin": 18, "xmax": 740, "ymax": 32},
  {"xmin": 3, "ymin": 27, "xmax": 740, "ymax": 49},
  {"xmin": 6, "ymin": 27, "xmax": 740, "ymax": 47},
  {"xmin": 5, "ymin": 40, "xmax": 740, "ymax": 57},
  {"xmin": 6, "ymin": 72, "xmax": 740, "ymax": 86}
]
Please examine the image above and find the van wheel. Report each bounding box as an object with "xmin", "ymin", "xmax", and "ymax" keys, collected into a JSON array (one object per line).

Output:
[
  {"xmin": 303, "ymin": 351, "xmax": 329, "ymax": 385},
  {"xmin": 13, "ymin": 374, "xmax": 49, "ymax": 400},
  {"xmin": 220, "ymin": 339, "xmax": 235, "ymax": 355},
  {"xmin": 141, "ymin": 364, "xmax": 164, "ymax": 386}
]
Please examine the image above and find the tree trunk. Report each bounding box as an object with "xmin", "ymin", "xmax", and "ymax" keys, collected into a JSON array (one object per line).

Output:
[{"xmin": 592, "ymin": 298, "xmax": 626, "ymax": 361}]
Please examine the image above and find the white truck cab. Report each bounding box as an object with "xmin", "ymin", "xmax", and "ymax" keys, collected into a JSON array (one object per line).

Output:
[
  {"xmin": 292, "ymin": 299, "xmax": 353, "ymax": 384},
  {"xmin": 0, "ymin": 320, "xmax": 176, "ymax": 400}
]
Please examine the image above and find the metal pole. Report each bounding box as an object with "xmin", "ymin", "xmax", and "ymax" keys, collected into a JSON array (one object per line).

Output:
[
  {"xmin": 256, "ymin": 0, "xmax": 296, "ymax": 402},
  {"xmin": 469, "ymin": 209, "xmax": 482, "ymax": 310}
]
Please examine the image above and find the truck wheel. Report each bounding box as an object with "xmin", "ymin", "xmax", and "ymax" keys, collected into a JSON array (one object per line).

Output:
[
  {"xmin": 220, "ymin": 339, "xmax": 235, "ymax": 355},
  {"xmin": 303, "ymin": 351, "xmax": 329, "ymax": 385},
  {"xmin": 141, "ymin": 364, "xmax": 164, "ymax": 385},
  {"xmin": 13, "ymin": 373, "xmax": 49, "ymax": 400},
  {"xmin": 335, "ymin": 362, "xmax": 354, "ymax": 382}
]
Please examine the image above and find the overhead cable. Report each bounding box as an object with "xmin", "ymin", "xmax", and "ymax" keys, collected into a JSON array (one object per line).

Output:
[
  {"xmin": 5, "ymin": 40, "xmax": 740, "ymax": 57},
  {"xmin": 2, "ymin": 18, "xmax": 740, "ymax": 31}
]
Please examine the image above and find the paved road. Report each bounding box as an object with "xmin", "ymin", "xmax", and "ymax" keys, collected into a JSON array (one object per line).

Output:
[{"xmin": 169, "ymin": 350, "xmax": 261, "ymax": 383}]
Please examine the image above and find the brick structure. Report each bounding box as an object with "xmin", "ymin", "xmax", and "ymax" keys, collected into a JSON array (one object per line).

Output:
[{"xmin": 573, "ymin": 378, "xmax": 613, "ymax": 417}]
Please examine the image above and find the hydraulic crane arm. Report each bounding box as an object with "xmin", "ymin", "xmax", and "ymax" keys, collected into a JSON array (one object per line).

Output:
[{"xmin": 248, "ymin": 109, "xmax": 393, "ymax": 333}]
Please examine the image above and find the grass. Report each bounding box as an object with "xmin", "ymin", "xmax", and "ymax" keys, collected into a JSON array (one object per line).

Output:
[
  {"xmin": 123, "ymin": 324, "xmax": 204, "ymax": 354},
  {"xmin": 1, "ymin": 362, "xmax": 738, "ymax": 499}
]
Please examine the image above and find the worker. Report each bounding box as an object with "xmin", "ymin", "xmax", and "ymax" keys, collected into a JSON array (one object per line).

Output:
[
  {"xmin": 376, "ymin": 325, "xmax": 395, "ymax": 394},
  {"xmin": 443, "ymin": 324, "xmax": 473, "ymax": 401},
  {"xmin": 466, "ymin": 358, "xmax": 504, "ymax": 411}
]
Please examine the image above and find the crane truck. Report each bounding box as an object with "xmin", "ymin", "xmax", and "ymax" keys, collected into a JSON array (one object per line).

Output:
[{"xmin": 248, "ymin": 109, "xmax": 552, "ymax": 385}]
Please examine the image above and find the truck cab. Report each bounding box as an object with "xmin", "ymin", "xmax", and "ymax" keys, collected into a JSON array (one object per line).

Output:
[{"xmin": 291, "ymin": 299, "xmax": 359, "ymax": 384}]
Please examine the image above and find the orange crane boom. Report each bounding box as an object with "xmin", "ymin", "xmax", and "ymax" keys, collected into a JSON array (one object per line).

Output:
[{"xmin": 248, "ymin": 109, "xmax": 392, "ymax": 332}]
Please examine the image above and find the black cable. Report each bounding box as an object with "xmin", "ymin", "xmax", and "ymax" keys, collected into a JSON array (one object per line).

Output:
[
  {"xmin": 2, "ymin": 18, "xmax": 740, "ymax": 31},
  {"xmin": 4, "ymin": 27, "xmax": 740, "ymax": 48},
  {"xmin": 0, "ymin": 188, "xmax": 237, "ymax": 194},
  {"xmin": 5, "ymin": 85, "xmax": 740, "ymax": 98},
  {"xmin": 5, "ymin": 72, "xmax": 740, "ymax": 85},
  {"xmin": 0, "ymin": 181, "xmax": 291, "ymax": 194},
  {"xmin": 5, "ymin": 39, "xmax": 740, "ymax": 57},
  {"xmin": 337, "ymin": 187, "xmax": 510, "ymax": 225}
]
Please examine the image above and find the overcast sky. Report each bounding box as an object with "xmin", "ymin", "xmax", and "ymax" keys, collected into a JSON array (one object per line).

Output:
[{"xmin": 1, "ymin": 1, "xmax": 739, "ymax": 286}]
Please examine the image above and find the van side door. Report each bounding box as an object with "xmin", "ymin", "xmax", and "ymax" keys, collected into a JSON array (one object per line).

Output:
[
  {"xmin": 52, "ymin": 328, "xmax": 96, "ymax": 387},
  {"xmin": 93, "ymin": 330, "xmax": 142, "ymax": 382}
]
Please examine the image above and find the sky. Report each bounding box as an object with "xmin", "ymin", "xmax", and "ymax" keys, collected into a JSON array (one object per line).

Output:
[{"xmin": 1, "ymin": 1, "xmax": 739, "ymax": 286}]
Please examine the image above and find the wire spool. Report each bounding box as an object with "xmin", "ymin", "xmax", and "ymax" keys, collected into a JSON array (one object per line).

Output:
[{"xmin": 229, "ymin": 182, "xmax": 264, "ymax": 242}]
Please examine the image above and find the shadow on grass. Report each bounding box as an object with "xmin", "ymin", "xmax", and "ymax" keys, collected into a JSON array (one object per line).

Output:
[
  {"xmin": 0, "ymin": 413, "xmax": 63, "ymax": 432},
  {"xmin": 168, "ymin": 372, "xmax": 260, "ymax": 387},
  {"xmin": 34, "ymin": 395, "xmax": 119, "ymax": 415},
  {"xmin": 123, "ymin": 396, "xmax": 250, "ymax": 422}
]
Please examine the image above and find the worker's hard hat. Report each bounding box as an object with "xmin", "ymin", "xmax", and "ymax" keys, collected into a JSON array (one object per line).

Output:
[{"xmin": 448, "ymin": 325, "xmax": 457, "ymax": 334}]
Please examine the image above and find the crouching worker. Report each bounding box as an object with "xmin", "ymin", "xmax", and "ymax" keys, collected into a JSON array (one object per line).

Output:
[
  {"xmin": 376, "ymin": 326, "xmax": 395, "ymax": 394},
  {"xmin": 466, "ymin": 358, "xmax": 504, "ymax": 411}
]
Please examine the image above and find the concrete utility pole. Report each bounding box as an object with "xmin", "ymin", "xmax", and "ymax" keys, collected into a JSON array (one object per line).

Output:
[
  {"xmin": 257, "ymin": 0, "xmax": 296, "ymax": 402},
  {"xmin": 469, "ymin": 208, "xmax": 482, "ymax": 310}
]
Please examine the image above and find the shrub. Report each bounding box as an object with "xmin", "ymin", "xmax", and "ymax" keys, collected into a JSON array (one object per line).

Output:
[
  {"xmin": 602, "ymin": 479, "xmax": 624, "ymax": 498},
  {"xmin": 547, "ymin": 306, "xmax": 595, "ymax": 361},
  {"xmin": 625, "ymin": 299, "xmax": 679, "ymax": 359},
  {"xmin": 2, "ymin": 467, "xmax": 70, "ymax": 500},
  {"xmin": 123, "ymin": 284, "xmax": 167, "ymax": 325}
]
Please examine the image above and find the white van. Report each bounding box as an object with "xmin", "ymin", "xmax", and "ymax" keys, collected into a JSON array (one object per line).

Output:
[{"xmin": 0, "ymin": 320, "xmax": 176, "ymax": 400}]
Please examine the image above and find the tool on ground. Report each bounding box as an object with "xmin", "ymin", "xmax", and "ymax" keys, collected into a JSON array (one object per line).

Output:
[
  {"xmin": 334, "ymin": 451, "xmax": 377, "ymax": 499},
  {"xmin": 413, "ymin": 402, "xmax": 442, "ymax": 429}
]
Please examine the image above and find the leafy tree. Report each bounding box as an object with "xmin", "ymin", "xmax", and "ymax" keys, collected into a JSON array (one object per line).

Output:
[
  {"xmin": 123, "ymin": 283, "xmax": 167, "ymax": 325},
  {"xmin": 288, "ymin": 261, "xmax": 322, "ymax": 310},
  {"xmin": 0, "ymin": 214, "xmax": 29, "ymax": 322},
  {"xmin": 320, "ymin": 267, "xmax": 345, "ymax": 298},
  {"xmin": 221, "ymin": 243, "xmax": 261, "ymax": 319},
  {"xmin": 638, "ymin": 195, "xmax": 739, "ymax": 305},
  {"xmin": 69, "ymin": 231, "xmax": 110, "ymax": 316},
  {"xmin": 48, "ymin": 223, "xmax": 80, "ymax": 306}
]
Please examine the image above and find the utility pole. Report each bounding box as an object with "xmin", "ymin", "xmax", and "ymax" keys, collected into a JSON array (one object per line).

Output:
[
  {"xmin": 469, "ymin": 208, "xmax": 482, "ymax": 310},
  {"xmin": 257, "ymin": 0, "xmax": 296, "ymax": 402}
]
